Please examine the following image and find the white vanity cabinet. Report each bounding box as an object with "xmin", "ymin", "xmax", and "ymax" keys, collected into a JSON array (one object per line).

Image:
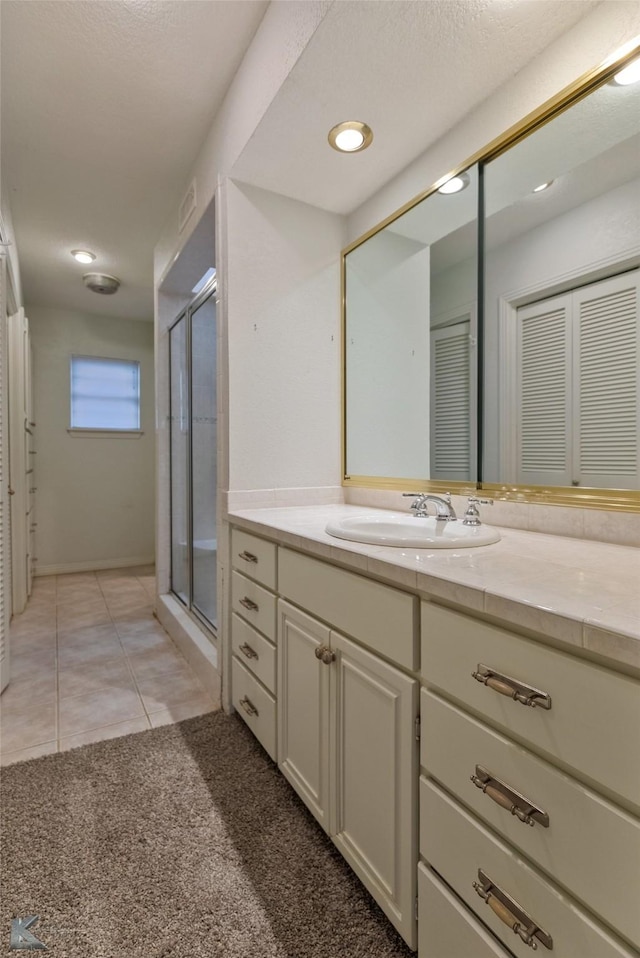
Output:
[
  {"xmin": 230, "ymin": 529, "xmax": 278, "ymax": 760},
  {"xmin": 419, "ymin": 600, "xmax": 640, "ymax": 957},
  {"xmin": 277, "ymin": 551, "xmax": 420, "ymax": 950}
]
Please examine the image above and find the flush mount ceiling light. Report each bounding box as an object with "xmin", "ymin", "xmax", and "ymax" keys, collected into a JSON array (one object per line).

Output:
[
  {"xmin": 533, "ymin": 181, "xmax": 553, "ymax": 193},
  {"xmin": 71, "ymin": 249, "xmax": 96, "ymax": 264},
  {"xmin": 612, "ymin": 56, "xmax": 640, "ymax": 86},
  {"xmin": 437, "ymin": 173, "xmax": 470, "ymax": 195},
  {"xmin": 83, "ymin": 272, "xmax": 120, "ymax": 295},
  {"xmin": 328, "ymin": 121, "xmax": 373, "ymax": 153}
]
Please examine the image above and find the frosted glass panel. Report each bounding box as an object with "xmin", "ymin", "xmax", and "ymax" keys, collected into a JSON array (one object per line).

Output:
[
  {"xmin": 191, "ymin": 296, "xmax": 217, "ymax": 627},
  {"xmin": 170, "ymin": 319, "xmax": 189, "ymax": 604},
  {"xmin": 70, "ymin": 356, "xmax": 139, "ymax": 429}
]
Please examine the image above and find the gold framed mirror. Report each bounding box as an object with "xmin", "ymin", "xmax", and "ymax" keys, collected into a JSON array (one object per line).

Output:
[{"xmin": 341, "ymin": 37, "xmax": 640, "ymax": 511}]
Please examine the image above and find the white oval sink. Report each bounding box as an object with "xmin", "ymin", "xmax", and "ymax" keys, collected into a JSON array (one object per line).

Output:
[{"xmin": 325, "ymin": 513, "xmax": 500, "ymax": 549}]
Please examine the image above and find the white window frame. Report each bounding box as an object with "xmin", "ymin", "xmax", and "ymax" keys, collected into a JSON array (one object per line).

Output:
[{"xmin": 68, "ymin": 354, "xmax": 143, "ymax": 437}]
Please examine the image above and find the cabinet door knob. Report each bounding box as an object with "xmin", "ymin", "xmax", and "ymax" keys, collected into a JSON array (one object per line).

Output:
[
  {"xmin": 239, "ymin": 597, "xmax": 258, "ymax": 612},
  {"xmin": 239, "ymin": 643, "xmax": 258, "ymax": 660},
  {"xmin": 239, "ymin": 696, "xmax": 258, "ymax": 717},
  {"xmin": 238, "ymin": 550, "xmax": 258, "ymax": 563},
  {"xmin": 471, "ymin": 766, "xmax": 549, "ymax": 827},
  {"xmin": 314, "ymin": 645, "xmax": 335, "ymax": 665}
]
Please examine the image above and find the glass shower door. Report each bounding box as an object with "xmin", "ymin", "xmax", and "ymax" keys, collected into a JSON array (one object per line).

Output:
[
  {"xmin": 169, "ymin": 316, "xmax": 189, "ymax": 606},
  {"xmin": 168, "ymin": 282, "xmax": 217, "ymax": 631},
  {"xmin": 191, "ymin": 295, "xmax": 217, "ymax": 627}
]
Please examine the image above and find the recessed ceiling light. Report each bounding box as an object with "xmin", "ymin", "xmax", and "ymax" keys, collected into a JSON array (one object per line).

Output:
[
  {"xmin": 437, "ymin": 173, "xmax": 470, "ymax": 195},
  {"xmin": 328, "ymin": 121, "xmax": 373, "ymax": 153},
  {"xmin": 533, "ymin": 181, "xmax": 553, "ymax": 193},
  {"xmin": 612, "ymin": 56, "xmax": 640, "ymax": 86},
  {"xmin": 71, "ymin": 249, "xmax": 96, "ymax": 264}
]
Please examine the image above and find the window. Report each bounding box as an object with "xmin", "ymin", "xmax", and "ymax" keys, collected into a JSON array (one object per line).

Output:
[{"xmin": 70, "ymin": 356, "xmax": 140, "ymax": 430}]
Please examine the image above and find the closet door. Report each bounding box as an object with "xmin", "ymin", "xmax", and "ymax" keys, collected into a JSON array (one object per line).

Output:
[
  {"xmin": 7, "ymin": 307, "xmax": 30, "ymax": 614},
  {"xmin": 573, "ymin": 270, "xmax": 639, "ymax": 489},
  {"xmin": 516, "ymin": 295, "xmax": 572, "ymax": 487},
  {"xmin": 430, "ymin": 319, "xmax": 475, "ymax": 480},
  {"xmin": 0, "ymin": 256, "xmax": 10, "ymax": 692}
]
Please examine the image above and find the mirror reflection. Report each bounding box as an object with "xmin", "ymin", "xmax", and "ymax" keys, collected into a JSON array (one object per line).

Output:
[
  {"xmin": 483, "ymin": 72, "xmax": 640, "ymax": 490},
  {"xmin": 344, "ymin": 166, "xmax": 478, "ymax": 483}
]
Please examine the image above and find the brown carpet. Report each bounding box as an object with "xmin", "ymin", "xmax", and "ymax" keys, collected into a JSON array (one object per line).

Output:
[{"xmin": 1, "ymin": 711, "xmax": 415, "ymax": 957}]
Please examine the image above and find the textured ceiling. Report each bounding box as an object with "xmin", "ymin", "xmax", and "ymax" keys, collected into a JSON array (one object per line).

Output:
[
  {"xmin": 1, "ymin": 0, "xmax": 268, "ymax": 319},
  {"xmin": 2, "ymin": 0, "xmax": 600, "ymax": 321},
  {"xmin": 230, "ymin": 0, "xmax": 599, "ymax": 213}
]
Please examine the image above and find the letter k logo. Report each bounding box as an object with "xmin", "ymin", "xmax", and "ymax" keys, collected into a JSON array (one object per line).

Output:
[{"xmin": 10, "ymin": 916, "xmax": 47, "ymax": 950}]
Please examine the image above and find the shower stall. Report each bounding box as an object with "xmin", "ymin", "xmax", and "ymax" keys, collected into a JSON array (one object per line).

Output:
[{"xmin": 169, "ymin": 277, "xmax": 217, "ymax": 631}]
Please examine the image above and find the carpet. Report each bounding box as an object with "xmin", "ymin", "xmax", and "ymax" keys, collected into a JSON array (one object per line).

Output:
[{"xmin": 1, "ymin": 711, "xmax": 415, "ymax": 957}]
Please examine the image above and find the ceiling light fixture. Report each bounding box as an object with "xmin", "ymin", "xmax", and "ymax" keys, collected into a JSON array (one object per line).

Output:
[
  {"xmin": 612, "ymin": 56, "xmax": 640, "ymax": 86},
  {"xmin": 533, "ymin": 181, "xmax": 553, "ymax": 193},
  {"xmin": 437, "ymin": 173, "xmax": 470, "ymax": 195},
  {"xmin": 71, "ymin": 249, "xmax": 96, "ymax": 264},
  {"xmin": 328, "ymin": 121, "xmax": 373, "ymax": 153}
]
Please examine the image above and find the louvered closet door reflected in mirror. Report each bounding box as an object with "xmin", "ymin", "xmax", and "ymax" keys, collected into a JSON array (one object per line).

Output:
[
  {"xmin": 514, "ymin": 270, "xmax": 639, "ymax": 489},
  {"xmin": 169, "ymin": 279, "xmax": 218, "ymax": 632}
]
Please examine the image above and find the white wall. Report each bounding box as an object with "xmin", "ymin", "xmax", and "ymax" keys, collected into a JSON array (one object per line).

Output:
[
  {"xmin": 29, "ymin": 307, "xmax": 155, "ymax": 573},
  {"xmin": 224, "ymin": 179, "xmax": 344, "ymax": 491}
]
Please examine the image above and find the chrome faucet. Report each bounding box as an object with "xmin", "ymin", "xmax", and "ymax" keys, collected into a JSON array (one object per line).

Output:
[
  {"xmin": 403, "ymin": 492, "xmax": 457, "ymax": 521},
  {"xmin": 462, "ymin": 496, "xmax": 493, "ymax": 526}
]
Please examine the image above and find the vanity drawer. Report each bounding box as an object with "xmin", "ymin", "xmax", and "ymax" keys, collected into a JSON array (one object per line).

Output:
[
  {"xmin": 418, "ymin": 863, "xmax": 513, "ymax": 958},
  {"xmin": 231, "ymin": 529, "xmax": 277, "ymax": 590},
  {"xmin": 421, "ymin": 602, "xmax": 640, "ymax": 810},
  {"xmin": 232, "ymin": 657, "xmax": 277, "ymax": 761},
  {"xmin": 421, "ymin": 689, "xmax": 640, "ymax": 946},
  {"xmin": 231, "ymin": 570, "xmax": 277, "ymax": 641},
  {"xmin": 278, "ymin": 548, "xmax": 418, "ymax": 670},
  {"xmin": 421, "ymin": 778, "xmax": 635, "ymax": 958},
  {"xmin": 231, "ymin": 613, "xmax": 276, "ymax": 695}
]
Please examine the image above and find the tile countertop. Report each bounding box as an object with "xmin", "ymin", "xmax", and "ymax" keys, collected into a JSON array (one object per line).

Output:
[{"xmin": 227, "ymin": 504, "xmax": 640, "ymax": 672}]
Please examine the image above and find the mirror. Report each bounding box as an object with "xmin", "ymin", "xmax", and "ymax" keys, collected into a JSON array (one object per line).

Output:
[
  {"xmin": 482, "ymin": 69, "xmax": 640, "ymax": 493},
  {"xmin": 344, "ymin": 165, "xmax": 478, "ymax": 485}
]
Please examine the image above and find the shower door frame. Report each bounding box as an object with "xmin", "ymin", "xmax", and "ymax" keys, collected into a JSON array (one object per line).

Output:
[{"xmin": 168, "ymin": 276, "xmax": 218, "ymax": 634}]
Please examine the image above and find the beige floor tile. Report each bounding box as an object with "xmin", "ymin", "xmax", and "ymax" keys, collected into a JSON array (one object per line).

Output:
[
  {"xmin": 127, "ymin": 645, "xmax": 187, "ymax": 680},
  {"xmin": 57, "ymin": 638, "xmax": 125, "ymax": 669},
  {"xmin": 136, "ymin": 668, "xmax": 211, "ymax": 713},
  {"xmin": 10, "ymin": 649, "xmax": 57, "ymax": 677},
  {"xmin": 59, "ymin": 715, "xmax": 150, "ymax": 752},
  {"xmin": 113, "ymin": 612, "xmax": 161, "ymax": 637},
  {"xmin": 149, "ymin": 698, "xmax": 218, "ymax": 728},
  {"xmin": 56, "ymin": 611, "xmax": 112, "ymax": 631},
  {"xmin": 0, "ymin": 740, "xmax": 58, "ymax": 766},
  {"xmin": 0, "ymin": 672, "xmax": 57, "ymax": 710},
  {"xmin": 57, "ymin": 622, "xmax": 120, "ymax": 649},
  {"xmin": 9, "ymin": 630, "xmax": 57, "ymax": 655},
  {"xmin": 0, "ymin": 703, "xmax": 57, "ymax": 752},
  {"xmin": 58, "ymin": 657, "xmax": 136, "ymax": 700},
  {"xmin": 58, "ymin": 686, "xmax": 145, "ymax": 738},
  {"xmin": 118, "ymin": 627, "xmax": 173, "ymax": 655}
]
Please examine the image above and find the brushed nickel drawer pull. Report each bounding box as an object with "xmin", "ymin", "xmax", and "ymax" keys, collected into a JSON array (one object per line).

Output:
[
  {"xmin": 471, "ymin": 765, "xmax": 549, "ymax": 827},
  {"xmin": 238, "ymin": 550, "xmax": 258, "ymax": 563},
  {"xmin": 473, "ymin": 869, "xmax": 553, "ymax": 950},
  {"xmin": 239, "ymin": 597, "xmax": 259, "ymax": 612},
  {"xmin": 472, "ymin": 664, "xmax": 552, "ymax": 710},
  {"xmin": 314, "ymin": 645, "xmax": 336, "ymax": 665},
  {"xmin": 239, "ymin": 696, "xmax": 258, "ymax": 717},
  {"xmin": 239, "ymin": 643, "xmax": 258, "ymax": 660}
]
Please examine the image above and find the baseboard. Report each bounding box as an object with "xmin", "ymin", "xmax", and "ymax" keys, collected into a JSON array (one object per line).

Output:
[{"xmin": 35, "ymin": 556, "xmax": 155, "ymax": 576}]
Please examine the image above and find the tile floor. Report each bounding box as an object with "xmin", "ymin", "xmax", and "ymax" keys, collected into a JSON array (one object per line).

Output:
[{"xmin": 0, "ymin": 567, "xmax": 219, "ymax": 766}]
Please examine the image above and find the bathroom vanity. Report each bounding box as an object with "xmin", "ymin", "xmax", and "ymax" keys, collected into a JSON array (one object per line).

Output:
[{"xmin": 227, "ymin": 504, "xmax": 639, "ymax": 957}]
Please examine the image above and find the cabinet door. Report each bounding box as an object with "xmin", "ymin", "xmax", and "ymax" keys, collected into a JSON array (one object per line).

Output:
[
  {"xmin": 277, "ymin": 600, "xmax": 331, "ymax": 830},
  {"xmin": 330, "ymin": 631, "xmax": 419, "ymax": 950}
]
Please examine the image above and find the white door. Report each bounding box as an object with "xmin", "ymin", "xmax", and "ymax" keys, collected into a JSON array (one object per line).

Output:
[
  {"xmin": 0, "ymin": 255, "xmax": 10, "ymax": 692},
  {"xmin": 7, "ymin": 307, "xmax": 29, "ymax": 613},
  {"xmin": 430, "ymin": 318, "xmax": 476, "ymax": 480},
  {"xmin": 330, "ymin": 630, "xmax": 419, "ymax": 950},
  {"xmin": 277, "ymin": 600, "xmax": 331, "ymax": 830}
]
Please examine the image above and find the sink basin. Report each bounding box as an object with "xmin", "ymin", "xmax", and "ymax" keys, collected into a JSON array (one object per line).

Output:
[{"xmin": 325, "ymin": 513, "xmax": 500, "ymax": 549}]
